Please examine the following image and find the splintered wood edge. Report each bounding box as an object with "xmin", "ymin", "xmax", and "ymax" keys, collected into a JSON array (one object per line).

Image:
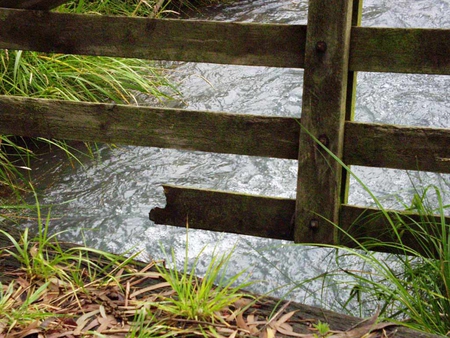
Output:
[
  {"xmin": 150, "ymin": 185, "xmax": 450, "ymax": 257},
  {"xmin": 149, "ymin": 185, "xmax": 296, "ymax": 240}
]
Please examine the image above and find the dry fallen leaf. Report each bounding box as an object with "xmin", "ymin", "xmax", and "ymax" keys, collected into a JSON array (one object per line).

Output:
[
  {"xmin": 74, "ymin": 309, "xmax": 100, "ymax": 335},
  {"xmin": 271, "ymin": 310, "xmax": 297, "ymax": 331},
  {"xmin": 236, "ymin": 312, "xmax": 251, "ymax": 332}
]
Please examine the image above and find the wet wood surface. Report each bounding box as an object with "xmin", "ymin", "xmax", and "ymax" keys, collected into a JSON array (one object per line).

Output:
[
  {"xmin": 0, "ymin": 95, "xmax": 300, "ymax": 160},
  {"xmin": 294, "ymin": 0, "xmax": 354, "ymax": 244},
  {"xmin": 150, "ymin": 185, "xmax": 295, "ymax": 240},
  {"xmin": 150, "ymin": 185, "xmax": 450, "ymax": 257},
  {"xmin": 3, "ymin": 96, "xmax": 450, "ymax": 171},
  {"xmin": 0, "ymin": 8, "xmax": 306, "ymax": 69},
  {"xmin": 344, "ymin": 122, "xmax": 450, "ymax": 174},
  {"xmin": 350, "ymin": 27, "xmax": 450, "ymax": 75},
  {"xmin": 0, "ymin": 0, "xmax": 68, "ymax": 10},
  {"xmin": 1, "ymin": 8, "xmax": 450, "ymax": 74}
]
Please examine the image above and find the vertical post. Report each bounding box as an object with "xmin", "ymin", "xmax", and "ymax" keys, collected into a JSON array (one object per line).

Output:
[
  {"xmin": 294, "ymin": 0, "xmax": 354, "ymax": 243},
  {"xmin": 341, "ymin": 0, "xmax": 364, "ymax": 205}
]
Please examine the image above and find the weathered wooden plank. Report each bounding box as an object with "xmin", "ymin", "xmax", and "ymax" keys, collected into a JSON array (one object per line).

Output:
[
  {"xmin": 294, "ymin": 0, "xmax": 354, "ymax": 244},
  {"xmin": 0, "ymin": 96, "xmax": 300, "ymax": 159},
  {"xmin": 4, "ymin": 96, "xmax": 450, "ymax": 170},
  {"xmin": 344, "ymin": 122, "xmax": 450, "ymax": 173},
  {"xmin": 149, "ymin": 185, "xmax": 296, "ymax": 240},
  {"xmin": 350, "ymin": 27, "xmax": 450, "ymax": 75},
  {"xmin": 0, "ymin": 8, "xmax": 306, "ymax": 68},
  {"xmin": 149, "ymin": 185, "xmax": 449, "ymax": 257},
  {"xmin": 341, "ymin": 204, "xmax": 450, "ymax": 257},
  {"xmin": 2, "ymin": 8, "xmax": 450, "ymax": 74},
  {"xmin": 0, "ymin": 0, "xmax": 68, "ymax": 10},
  {"xmin": 341, "ymin": 0, "xmax": 363, "ymax": 205}
]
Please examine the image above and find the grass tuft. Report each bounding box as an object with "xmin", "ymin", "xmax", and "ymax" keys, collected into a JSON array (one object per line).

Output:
[
  {"xmin": 0, "ymin": 0, "xmax": 181, "ymax": 201},
  {"xmin": 294, "ymin": 122, "xmax": 450, "ymax": 335},
  {"xmin": 155, "ymin": 239, "xmax": 255, "ymax": 322},
  {"xmin": 0, "ymin": 207, "xmax": 264, "ymax": 337}
]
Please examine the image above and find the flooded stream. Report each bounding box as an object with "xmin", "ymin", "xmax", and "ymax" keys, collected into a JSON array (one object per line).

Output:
[{"xmin": 23, "ymin": 0, "xmax": 450, "ymax": 315}]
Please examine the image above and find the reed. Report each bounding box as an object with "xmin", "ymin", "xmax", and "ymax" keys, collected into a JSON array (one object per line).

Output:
[
  {"xmin": 292, "ymin": 123, "xmax": 450, "ymax": 335},
  {"xmin": 0, "ymin": 0, "xmax": 181, "ymax": 200}
]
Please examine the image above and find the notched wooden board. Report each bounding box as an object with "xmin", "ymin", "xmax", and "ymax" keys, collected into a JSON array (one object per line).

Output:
[
  {"xmin": 149, "ymin": 185, "xmax": 296, "ymax": 240},
  {"xmin": 149, "ymin": 185, "xmax": 450, "ymax": 257}
]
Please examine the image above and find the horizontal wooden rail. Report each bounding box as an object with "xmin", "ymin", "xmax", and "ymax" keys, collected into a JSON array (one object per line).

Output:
[
  {"xmin": 0, "ymin": 0, "xmax": 68, "ymax": 10},
  {"xmin": 0, "ymin": 8, "xmax": 306, "ymax": 68},
  {"xmin": 149, "ymin": 185, "xmax": 295, "ymax": 240},
  {"xmin": 3, "ymin": 96, "xmax": 450, "ymax": 171},
  {"xmin": 350, "ymin": 27, "xmax": 450, "ymax": 75},
  {"xmin": 1, "ymin": 8, "xmax": 450, "ymax": 74},
  {"xmin": 150, "ymin": 185, "xmax": 450, "ymax": 256},
  {"xmin": 0, "ymin": 96, "xmax": 300, "ymax": 159},
  {"xmin": 344, "ymin": 122, "xmax": 450, "ymax": 173}
]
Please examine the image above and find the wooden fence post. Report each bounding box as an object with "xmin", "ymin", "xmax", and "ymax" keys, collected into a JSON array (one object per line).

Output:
[
  {"xmin": 294, "ymin": 0, "xmax": 357, "ymax": 244},
  {"xmin": 341, "ymin": 0, "xmax": 363, "ymax": 205}
]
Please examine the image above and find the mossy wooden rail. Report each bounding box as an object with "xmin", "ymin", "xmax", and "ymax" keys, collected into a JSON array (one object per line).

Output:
[{"xmin": 1, "ymin": 0, "xmax": 450, "ymax": 253}]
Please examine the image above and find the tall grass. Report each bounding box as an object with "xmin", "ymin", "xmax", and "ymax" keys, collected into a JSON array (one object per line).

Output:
[
  {"xmin": 293, "ymin": 123, "xmax": 450, "ymax": 335},
  {"xmin": 0, "ymin": 0, "xmax": 183, "ymax": 202},
  {"xmin": 155, "ymin": 226, "xmax": 255, "ymax": 322},
  {"xmin": 0, "ymin": 200, "xmax": 259, "ymax": 337},
  {"xmin": 56, "ymin": 0, "xmax": 231, "ymax": 17},
  {"xmin": 0, "ymin": 50, "xmax": 176, "ymax": 103},
  {"xmin": 326, "ymin": 186, "xmax": 450, "ymax": 335}
]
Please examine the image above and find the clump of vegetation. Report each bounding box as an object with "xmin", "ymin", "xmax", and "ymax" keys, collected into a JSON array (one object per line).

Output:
[
  {"xmin": 154, "ymin": 228, "xmax": 254, "ymax": 322},
  {"xmin": 0, "ymin": 204, "xmax": 311, "ymax": 337},
  {"xmin": 294, "ymin": 124, "xmax": 450, "ymax": 336},
  {"xmin": 328, "ymin": 186, "xmax": 450, "ymax": 336},
  {"xmin": 56, "ymin": 0, "xmax": 231, "ymax": 17},
  {"xmin": 0, "ymin": 50, "xmax": 176, "ymax": 104},
  {"xmin": 0, "ymin": 0, "xmax": 181, "ymax": 203}
]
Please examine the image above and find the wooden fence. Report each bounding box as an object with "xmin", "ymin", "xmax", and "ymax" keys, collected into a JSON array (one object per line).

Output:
[{"xmin": 1, "ymin": 0, "xmax": 450, "ymax": 253}]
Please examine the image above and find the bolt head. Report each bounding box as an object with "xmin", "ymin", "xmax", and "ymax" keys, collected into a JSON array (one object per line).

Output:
[
  {"xmin": 309, "ymin": 219, "xmax": 319, "ymax": 230},
  {"xmin": 315, "ymin": 41, "xmax": 327, "ymax": 53}
]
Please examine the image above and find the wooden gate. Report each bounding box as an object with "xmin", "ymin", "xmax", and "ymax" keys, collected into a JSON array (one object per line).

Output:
[{"xmin": 1, "ymin": 0, "xmax": 450, "ymax": 253}]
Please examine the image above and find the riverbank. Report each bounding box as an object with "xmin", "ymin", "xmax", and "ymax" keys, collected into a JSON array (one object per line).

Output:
[{"xmin": 0, "ymin": 222, "xmax": 442, "ymax": 338}]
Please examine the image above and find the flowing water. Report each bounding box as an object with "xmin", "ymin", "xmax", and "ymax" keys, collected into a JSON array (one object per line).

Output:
[{"xmin": 23, "ymin": 0, "xmax": 450, "ymax": 314}]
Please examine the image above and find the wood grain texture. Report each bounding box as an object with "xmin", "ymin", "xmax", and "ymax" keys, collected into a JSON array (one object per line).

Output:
[
  {"xmin": 294, "ymin": 0, "xmax": 354, "ymax": 244},
  {"xmin": 149, "ymin": 185, "xmax": 449, "ymax": 258},
  {"xmin": 350, "ymin": 27, "xmax": 450, "ymax": 75},
  {"xmin": 0, "ymin": 0, "xmax": 68, "ymax": 10},
  {"xmin": 150, "ymin": 185, "xmax": 295, "ymax": 240},
  {"xmin": 0, "ymin": 96, "xmax": 300, "ymax": 159},
  {"xmin": 3, "ymin": 96, "xmax": 450, "ymax": 170},
  {"xmin": 344, "ymin": 122, "xmax": 450, "ymax": 173},
  {"xmin": 0, "ymin": 8, "xmax": 306, "ymax": 68},
  {"xmin": 1, "ymin": 8, "xmax": 450, "ymax": 74}
]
